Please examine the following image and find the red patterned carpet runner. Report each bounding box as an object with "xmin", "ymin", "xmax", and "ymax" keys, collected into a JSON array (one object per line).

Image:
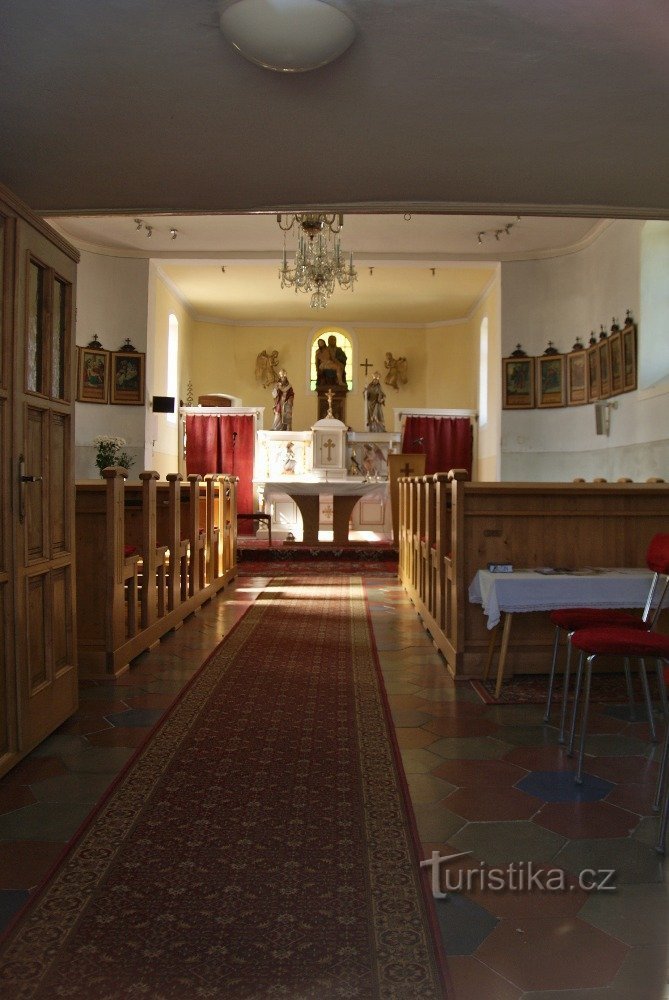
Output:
[{"xmin": 0, "ymin": 578, "xmax": 448, "ymax": 999}]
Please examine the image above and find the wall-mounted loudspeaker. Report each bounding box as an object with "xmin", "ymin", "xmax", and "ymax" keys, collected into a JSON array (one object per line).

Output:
[{"xmin": 152, "ymin": 396, "xmax": 176, "ymax": 413}]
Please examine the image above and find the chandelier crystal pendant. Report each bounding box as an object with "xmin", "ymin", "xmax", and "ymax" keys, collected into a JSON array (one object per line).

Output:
[{"xmin": 277, "ymin": 213, "xmax": 357, "ymax": 309}]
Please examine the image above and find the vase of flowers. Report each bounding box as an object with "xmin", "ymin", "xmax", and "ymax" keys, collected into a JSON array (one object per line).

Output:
[{"xmin": 93, "ymin": 435, "xmax": 134, "ymax": 477}]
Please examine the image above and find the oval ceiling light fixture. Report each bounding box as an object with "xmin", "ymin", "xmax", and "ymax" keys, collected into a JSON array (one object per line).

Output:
[{"xmin": 219, "ymin": 0, "xmax": 356, "ymax": 72}]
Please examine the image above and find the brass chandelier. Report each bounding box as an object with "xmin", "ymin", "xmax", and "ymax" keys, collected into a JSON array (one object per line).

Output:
[{"xmin": 277, "ymin": 213, "xmax": 357, "ymax": 309}]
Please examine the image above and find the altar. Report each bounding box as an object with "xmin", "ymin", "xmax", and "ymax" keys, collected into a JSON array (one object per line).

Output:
[{"xmin": 261, "ymin": 478, "xmax": 389, "ymax": 545}]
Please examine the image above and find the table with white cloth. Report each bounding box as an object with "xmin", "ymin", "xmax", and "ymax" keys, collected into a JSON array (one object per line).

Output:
[
  {"xmin": 468, "ymin": 568, "xmax": 654, "ymax": 697},
  {"xmin": 259, "ymin": 478, "xmax": 388, "ymax": 545}
]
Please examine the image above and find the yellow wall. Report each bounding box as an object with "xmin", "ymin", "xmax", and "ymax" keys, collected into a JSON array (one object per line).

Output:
[
  {"xmin": 185, "ymin": 318, "xmax": 482, "ymax": 434},
  {"xmin": 425, "ymin": 320, "xmax": 478, "ymax": 410}
]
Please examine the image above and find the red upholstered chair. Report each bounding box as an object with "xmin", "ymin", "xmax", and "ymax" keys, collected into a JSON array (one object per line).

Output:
[
  {"xmin": 545, "ymin": 533, "xmax": 669, "ymax": 744},
  {"xmin": 654, "ymin": 665, "xmax": 669, "ymax": 854},
  {"xmin": 569, "ymin": 627, "xmax": 669, "ymax": 783}
]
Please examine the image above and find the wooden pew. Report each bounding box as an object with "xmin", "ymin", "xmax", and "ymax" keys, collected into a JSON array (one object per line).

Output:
[
  {"xmin": 75, "ymin": 469, "xmax": 238, "ymax": 678},
  {"xmin": 400, "ymin": 479, "xmax": 669, "ymax": 682}
]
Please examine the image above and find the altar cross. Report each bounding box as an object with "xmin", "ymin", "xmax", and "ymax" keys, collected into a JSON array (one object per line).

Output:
[
  {"xmin": 323, "ymin": 438, "xmax": 335, "ymax": 461},
  {"xmin": 360, "ymin": 357, "xmax": 373, "ymax": 377}
]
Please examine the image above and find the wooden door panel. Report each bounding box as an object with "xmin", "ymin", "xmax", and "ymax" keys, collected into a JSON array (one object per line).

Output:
[
  {"xmin": 26, "ymin": 571, "xmax": 49, "ymax": 691},
  {"xmin": 24, "ymin": 405, "xmax": 48, "ymax": 561},
  {"xmin": 0, "ymin": 185, "xmax": 78, "ymax": 774},
  {"xmin": 14, "ymin": 213, "xmax": 78, "ymax": 756},
  {"xmin": 50, "ymin": 412, "xmax": 70, "ymax": 556},
  {"xmin": 0, "ymin": 583, "xmax": 10, "ymax": 759},
  {"xmin": 51, "ymin": 566, "xmax": 74, "ymax": 675}
]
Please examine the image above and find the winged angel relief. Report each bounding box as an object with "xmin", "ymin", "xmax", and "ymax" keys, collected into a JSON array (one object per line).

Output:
[
  {"xmin": 384, "ymin": 352, "xmax": 408, "ymax": 390},
  {"xmin": 255, "ymin": 349, "xmax": 281, "ymax": 388}
]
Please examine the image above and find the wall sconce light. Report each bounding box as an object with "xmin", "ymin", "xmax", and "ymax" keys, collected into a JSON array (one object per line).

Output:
[
  {"xmin": 595, "ymin": 400, "xmax": 618, "ymax": 436},
  {"xmin": 152, "ymin": 395, "xmax": 176, "ymax": 414},
  {"xmin": 145, "ymin": 225, "xmax": 153, "ymax": 238},
  {"xmin": 170, "ymin": 228, "xmax": 178, "ymax": 240}
]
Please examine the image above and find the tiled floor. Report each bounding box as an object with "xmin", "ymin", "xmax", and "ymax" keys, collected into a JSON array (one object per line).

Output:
[{"xmin": 0, "ymin": 573, "xmax": 667, "ymax": 999}]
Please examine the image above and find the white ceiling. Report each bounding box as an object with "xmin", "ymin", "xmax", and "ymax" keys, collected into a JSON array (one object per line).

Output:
[
  {"xmin": 6, "ymin": 1, "xmax": 658, "ymax": 325},
  {"xmin": 47, "ymin": 212, "xmax": 607, "ymax": 324},
  {"xmin": 1, "ymin": 2, "xmax": 667, "ymax": 219}
]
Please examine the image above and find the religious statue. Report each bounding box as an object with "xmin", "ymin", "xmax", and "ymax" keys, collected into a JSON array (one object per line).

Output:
[
  {"xmin": 315, "ymin": 337, "xmax": 347, "ymax": 387},
  {"xmin": 272, "ymin": 369, "xmax": 294, "ymax": 431},
  {"xmin": 384, "ymin": 352, "xmax": 408, "ymax": 390},
  {"xmin": 282, "ymin": 441, "xmax": 297, "ymax": 474},
  {"xmin": 348, "ymin": 449, "xmax": 363, "ymax": 476},
  {"xmin": 364, "ymin": 371, "xmax": 386, "ymax": 432},
  {"xmin": 361, "ymin": 441, "xmax": 386, "ymax": 481},
  {"xmin": 256, "ymin": 349, "xmax": 281, "ymax": 388}
]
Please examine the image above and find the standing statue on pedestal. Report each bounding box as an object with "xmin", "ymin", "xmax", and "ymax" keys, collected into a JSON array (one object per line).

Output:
[
  {"xmin": 272, "ymin": 369, "xmax": 294, "ymax": 431},
  {"xmin": 364, "ymin": 371, "xmax": 386, "ymax": 432}
]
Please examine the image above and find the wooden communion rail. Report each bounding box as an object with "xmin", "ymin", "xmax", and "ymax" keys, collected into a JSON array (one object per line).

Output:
[
  {"xmin": 75, "ymin": 468, "xmax": 238, "ymax": 678},
  {"xmin": 399, "ymin": 476, "xmax": 669, "ymax": 682}
]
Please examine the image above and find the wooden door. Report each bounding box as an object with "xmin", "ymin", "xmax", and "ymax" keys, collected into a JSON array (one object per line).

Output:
[{"xmin": 0, "ymin": 184, "xmax": 79, "ymax": 776}]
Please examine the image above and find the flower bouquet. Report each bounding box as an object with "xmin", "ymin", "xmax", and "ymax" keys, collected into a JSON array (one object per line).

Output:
[{"xmin": 93, "ymin": 435, "xmax": 134, "ymax": 476}]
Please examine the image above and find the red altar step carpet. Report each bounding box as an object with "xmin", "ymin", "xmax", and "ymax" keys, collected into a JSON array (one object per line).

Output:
[{"xmin": 0, "ymin": 578, "xmax": 448, "ymax": 999}]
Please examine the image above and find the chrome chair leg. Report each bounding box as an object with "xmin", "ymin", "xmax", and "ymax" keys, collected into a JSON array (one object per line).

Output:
[
  {"xmin": 557, "ymin": 632, "xmax": 574, "ymax": 745},
  {"xmin": 575, "ymin": 653, "xmax": 595, "ymax": 784},
  {"xmin": 544, "ymin": 627, "xmax": 561, "ymax": 723},
  {"xmin": 638, "ymin": 658, "xmax": 658, "ymax": 742}
]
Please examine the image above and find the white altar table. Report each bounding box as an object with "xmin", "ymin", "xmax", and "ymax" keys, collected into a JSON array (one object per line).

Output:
[
  {"xmin": 260, "ymin": 478, "xmax": 388, "ymax": 545},
  {"xmin": 469, "ymin": 567, "xmax": 654, "ymax": 697}
]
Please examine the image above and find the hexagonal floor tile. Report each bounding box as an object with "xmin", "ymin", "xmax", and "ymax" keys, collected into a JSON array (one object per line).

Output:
[
  {"xmin": 475, "ymin": 914, "xmax": 629, "ymax": 991},
  {"xmin": 533, "ymin": 800, "xmax": 641, "ymax": 839},
  {"xmin": 516, "ymin": 770, "xmax": 614, "ymax": 803}
]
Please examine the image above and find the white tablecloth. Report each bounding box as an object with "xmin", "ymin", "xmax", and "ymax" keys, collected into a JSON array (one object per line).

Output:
[
  {"xmin": 469, "ymin": 568, "xmax": 654, "ymax": 630},
  {"xmin": 259, "ymin": 478, "xmax": 388, "ymax": 501}
]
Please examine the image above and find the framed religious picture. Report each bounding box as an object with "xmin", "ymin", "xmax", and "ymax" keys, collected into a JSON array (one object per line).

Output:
[
  {"xmin": 536, "ymin": 353, "xmax": 566, "ymax": 408},
  {"xmin": 502, "ymin": 357, "xmax": 534, "ymax": 409},
  {"xmin": 110, "ymin": 350, "xmax": 145, "ymax": 405},
  {"xmin": 608, "ymin": 331, "xmax": 624, "ymax": 395},
  {"xmin": 77, "ymin": 345, "xmax": 109, "ymax": 403},
  {"xmin": 622, "ymin": 321, "xmax": 637, "ymax": 391},
  {"xmin": 587, "ymin": 344, "xmax": 600, "ymax": 402},
  {"xmin": 567, "ymin": 350, "xmax": 588, "ymax": 405},
  {"xmin": 598, "ymin": 338, "xmax": 611, "ymax": 398}
]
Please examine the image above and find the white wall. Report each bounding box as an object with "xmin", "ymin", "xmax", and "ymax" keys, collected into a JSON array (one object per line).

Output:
[
  {"xmin": 74, "ymin": 251, "xmax": 150, "ymax": 479},
  {"xmin": 498, "ymin": 221, "xmax": 669, "ymax": 482}
]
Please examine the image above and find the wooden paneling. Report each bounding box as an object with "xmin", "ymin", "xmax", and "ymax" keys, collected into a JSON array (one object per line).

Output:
[
  {"xmin": 25, "ymin": 405, "xmax": 47, "ymax": 561},
  {"xmin": 26, "ymin": 571, "xmax": 48, "ymax": 690},
  {"xmin": 50, "ymin": 412, "xmax": 70, "ymax": 555},
  {"xmin": 51, "ymin": 566, "xmax": 73, "ymax": 674}
]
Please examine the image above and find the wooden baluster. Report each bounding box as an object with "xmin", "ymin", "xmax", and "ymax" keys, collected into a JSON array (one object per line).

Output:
[
  {"xmin": 204, "ymin": 474, "xmax": 216, "ymax": 584},
  {"xmin": 398, "ymin": 477, "xmax": 406, "ymax": 580},
  {"xmin": 187, "ymin": 474, "xmax": 202, "ymax": 596},
  {"xmin": 102, "ymin": 466, "xmax": 130, "ymax": 655},
  {"xmin": 166, "ymin": 473, "xmax": 183, "ymax": 611},
  {"xmin": 139, "ymin": 470, "xmax": 160, "ymax": 628},
  {"xmin": 433, "ymin": 473, "xmax": 450, "ymax": 631},
  {"xmin": 423, "ymin": 474, "xmax": 436, "ymax": 615}
]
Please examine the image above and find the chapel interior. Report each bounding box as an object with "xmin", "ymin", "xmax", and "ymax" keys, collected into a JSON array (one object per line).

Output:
[{"xmin": 1, "ymin": 2, "xmax": 668, "ymax": 997}]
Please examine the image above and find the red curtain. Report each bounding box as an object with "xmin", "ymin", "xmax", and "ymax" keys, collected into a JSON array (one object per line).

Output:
[
  {"xmin": 401, "ymin": 416, "xmax": 473, "ymax": 476},
  {"xmin": 185, "ymin": 413, "xmax": 255, "ymax": 531},
  {"xmin": 217, "ymin": 414, "xmax": 255, "ymax": 522}
]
